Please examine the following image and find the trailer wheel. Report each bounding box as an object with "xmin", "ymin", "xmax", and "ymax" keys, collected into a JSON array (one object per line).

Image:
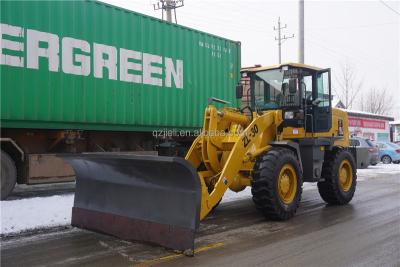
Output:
[
  {"xmin": 318, "ymin": 149, "xmax": 357, "ymax": 205},
  {"xmin": 251, "ymin": 147, "xmax": 303, "ymax": 220},
  {"xmin": 1, "ymin": 150, "xmax": 17, "ymax": 200}
]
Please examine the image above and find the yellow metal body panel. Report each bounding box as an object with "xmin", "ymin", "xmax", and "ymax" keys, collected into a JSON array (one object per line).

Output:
[{"xmin": 280, "ymin": 108, "xmax": 350, "ymax": 147}]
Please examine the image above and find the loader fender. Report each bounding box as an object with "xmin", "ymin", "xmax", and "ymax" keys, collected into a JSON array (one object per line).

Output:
[{"xmin": 269, "ymin": 141, "xmax": 303, "ymax": 173}]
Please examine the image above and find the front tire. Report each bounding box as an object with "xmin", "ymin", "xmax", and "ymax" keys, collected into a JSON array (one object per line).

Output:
[
  {"xmin": 318, "ymin": 149, "xmax": 357, "ymax": 205},
  {"xmin": 251, "ymin": 147, "xmax": 303, "ymax": 220},
  {"xmin": 1, "ymin": 150, "xmax": 17, "ymax": 200}
]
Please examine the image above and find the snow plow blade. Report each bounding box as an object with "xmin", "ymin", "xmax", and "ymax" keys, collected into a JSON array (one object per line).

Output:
[{"xmin": 62, "ymin": 154, "xmax": 201, "ymax": 251}]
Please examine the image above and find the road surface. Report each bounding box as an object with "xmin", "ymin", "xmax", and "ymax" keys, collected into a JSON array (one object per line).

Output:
[
  {"xmin": 1, "ymin": 172, "xmax": 399, "ymax": 267},
  {"xmin": 7, "ymin": 182, "xmax": 75, "ymax": 200}
]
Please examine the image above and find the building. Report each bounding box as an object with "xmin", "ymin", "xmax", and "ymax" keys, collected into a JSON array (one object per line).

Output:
[
  {"xmin": 390, "ymin": 121, "xmax": 400, "ymax": 143},
  {"xmin": 339, "ymin": 109, "xmax": 394, "ymax": 141}
]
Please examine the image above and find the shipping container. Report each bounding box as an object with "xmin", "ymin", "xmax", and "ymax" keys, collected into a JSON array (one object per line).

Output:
[
  {"xmin": 1, "ymin": 0, "xmax": 240, "ymax": 131},
  {"xmin": 0, "ymin": 0, "xmax": 241, "ymax": 199}
]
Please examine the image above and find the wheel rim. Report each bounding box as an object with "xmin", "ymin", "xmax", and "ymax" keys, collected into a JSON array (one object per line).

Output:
[
  {"xmin": 339, "ymin": 159, "xmax": 353, "ymax": 192},
  {"xmin": 382, "ymin": 156, "xmax": 390, "ymax": 164},
  {"xmin": 278, "ymin": 164, "xmax": 297, "ymax": 204}
]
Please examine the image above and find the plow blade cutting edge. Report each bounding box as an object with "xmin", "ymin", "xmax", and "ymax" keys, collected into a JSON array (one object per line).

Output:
[{"xmin": 62, "ymin": 154, "xmax": 201, "ymax": 251}]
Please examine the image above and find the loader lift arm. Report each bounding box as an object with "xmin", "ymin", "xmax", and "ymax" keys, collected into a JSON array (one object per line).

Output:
[{"xmin": 186, "ymin": 105, "xmax": 283, "ymax": 219}]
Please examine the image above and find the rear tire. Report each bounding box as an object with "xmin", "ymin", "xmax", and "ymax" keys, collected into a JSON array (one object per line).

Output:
[
  {"xmin": 318, "ymin": 149, "xmax": 356, "ymax": 205},
  {"xmin": 251, "ymin": 147, "xmax": 303, "ymax": 220},
  {"xmin": 381, "ymin": 155, "xmax": 392, "ymax": 164},
  {"xmin": 1, "ymin": 150, "xmax": 17, "ymax": 200}
]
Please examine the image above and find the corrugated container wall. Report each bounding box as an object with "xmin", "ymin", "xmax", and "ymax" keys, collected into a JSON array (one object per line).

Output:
[{"xmin": 1, "ymin": 0, "xmax": 240, "ymax": 131}]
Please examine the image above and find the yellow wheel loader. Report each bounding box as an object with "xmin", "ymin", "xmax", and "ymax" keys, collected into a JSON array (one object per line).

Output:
[{"xmin": 63, "ymin": 63, "xmax": 357, "ymax": 252}]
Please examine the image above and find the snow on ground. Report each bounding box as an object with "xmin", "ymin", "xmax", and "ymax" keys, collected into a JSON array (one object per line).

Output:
[
  {"xmin": 357, "ymin": 163, "xmax": 400, "ymax": 177},
  {"xmin": 221, "ymin": 187, "xmax": 252, "ymax": 203},
  {"xmin": 1, "ymin": 194, "xmax": 73, "ymax": 235},
  {"xmin": 1, "ymin": 163, "xmax": 399, "ymax": 236}
]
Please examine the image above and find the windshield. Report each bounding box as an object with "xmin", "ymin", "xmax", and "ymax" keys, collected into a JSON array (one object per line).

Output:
[
  {"xmin": 253, "ymin": 68, "xmax": 302, "ymax": 110},
  {"xmin": 254, "ymin": 69, "xmax": 284, "ymax": 110}
]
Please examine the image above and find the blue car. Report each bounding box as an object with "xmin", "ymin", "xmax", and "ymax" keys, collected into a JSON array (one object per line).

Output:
[{"xmin": 376, "ymin": 142, "xmax": 400, "ymax": 164}]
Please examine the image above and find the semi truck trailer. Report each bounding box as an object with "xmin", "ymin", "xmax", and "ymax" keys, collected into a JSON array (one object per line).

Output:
[{"xmin": 0, "ymin": 0, "xmax": 241, "ymax": 199}]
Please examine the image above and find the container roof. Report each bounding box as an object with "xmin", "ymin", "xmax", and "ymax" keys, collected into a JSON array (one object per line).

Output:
[{"xmin": 241, "ymin": 63, "xmax": 323, "ymax": 72}]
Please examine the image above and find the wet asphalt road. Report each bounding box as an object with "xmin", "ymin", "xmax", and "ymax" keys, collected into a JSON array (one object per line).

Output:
[
  {"xmin": 1, "ymin": 172, "xmax": 399, "ymax": 267},
  {"xmin": 6, "ymin": 182, "xmax": 75, "ymax": 200}
]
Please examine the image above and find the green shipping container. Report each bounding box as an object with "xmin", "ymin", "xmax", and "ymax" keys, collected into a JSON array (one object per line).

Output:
[{"xmin": 1, "ymin": 0, "xmax": 241, "ymax": 132}]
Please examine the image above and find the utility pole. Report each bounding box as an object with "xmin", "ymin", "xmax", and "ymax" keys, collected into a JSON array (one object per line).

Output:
[
  {"xmin": 166, "ymin": 0, "xmax": 172, "ymax": 22},
  {"xmin": 153, "ymin": 0, "xmax": 184, "ymax": 24},
  {"xmin": 298, "ymin": 0, "xmax": 305, "ymax": 63},
  {"xmin": 274, "ymin": 17, "xmax": 294, "ymax": 64}
]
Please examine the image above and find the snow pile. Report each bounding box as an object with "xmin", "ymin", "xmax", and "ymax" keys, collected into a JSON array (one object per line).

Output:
[
  {"xmin": 358, "ymin": 163, "xmax": 400, "ymax": 177},
  {"xmin": 1, "ymin": 194, "xmax": 73, "ymax": 235}
]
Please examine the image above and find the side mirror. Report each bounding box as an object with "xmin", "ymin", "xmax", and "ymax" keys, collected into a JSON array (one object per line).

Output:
[
  {"xmin": 236, "ymin": 84, "xmax": 243, "ymax": 99},
  {"xmin": 288, "ymin": 79, "xmax": 297, "ymax": 94}
]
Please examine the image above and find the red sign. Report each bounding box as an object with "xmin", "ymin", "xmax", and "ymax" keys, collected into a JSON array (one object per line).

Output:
[{"xmin": 348, "ymin": 117, "xmax": 386, "ymax": 129}]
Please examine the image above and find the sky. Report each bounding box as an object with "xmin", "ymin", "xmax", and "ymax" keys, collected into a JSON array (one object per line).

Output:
[{"xmin": 102, "ymin": 0, "xmax": 399, "ymax": 118}]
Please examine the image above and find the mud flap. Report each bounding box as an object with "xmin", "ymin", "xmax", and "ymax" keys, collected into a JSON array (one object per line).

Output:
[{"xmin": 61, "ymin": 154, "xmax": 201, "ymax": 251}]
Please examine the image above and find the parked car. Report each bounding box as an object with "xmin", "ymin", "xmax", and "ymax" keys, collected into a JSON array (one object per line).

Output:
[
  {"xmin": 376, "ymin": 142, "xmax": 400, "ymax": 164},
  {"xmin": 350, "ymin": 137, "xmax": 379, "ymax": 167}
]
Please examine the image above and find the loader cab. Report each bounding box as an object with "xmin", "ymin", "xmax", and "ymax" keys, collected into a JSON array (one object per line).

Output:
[{"xmin": 240, "ymin": 63, "xmax": 332, "ymax": 133}]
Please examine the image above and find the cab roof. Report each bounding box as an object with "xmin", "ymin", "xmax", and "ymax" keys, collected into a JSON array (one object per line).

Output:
[{"xmin": 241, "ymin": 63, "xmax": 323, "ymax": 73}]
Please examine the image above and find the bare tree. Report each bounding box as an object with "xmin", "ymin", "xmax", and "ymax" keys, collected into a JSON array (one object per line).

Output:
[
  {"xmin": 334, "ymin": 62, "xmax": 363, "ymax": 109},
  {"xmin": 360, "ymin": 87, "xmax": 394, "ymax": 115}
]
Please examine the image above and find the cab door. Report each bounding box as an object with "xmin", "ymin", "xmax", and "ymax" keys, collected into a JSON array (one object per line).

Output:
[{"xmin": 313, "ymin": 69, "xmax": 332, "ymax": 132}]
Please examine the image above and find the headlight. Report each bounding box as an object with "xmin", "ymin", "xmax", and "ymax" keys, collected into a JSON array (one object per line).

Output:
[{"xmin": 285, "ymin": 111, "xmax": 294, "ymax": 119}]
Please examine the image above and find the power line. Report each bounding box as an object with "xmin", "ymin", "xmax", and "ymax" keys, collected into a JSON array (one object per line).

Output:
[
  {"xmin": 307, "ymin": 31, "xmax": 394, "ymax": 69},
  {"xmin": 379, "ymin": 0, "xmax": 400, "ymax": 16},
  {"xmin": 306, "ymin": 21, "xmax": 398, "ymax": 31},
  {"xmin": 274, "ymin": 17, "xmax": 294, "ymax": 64}
]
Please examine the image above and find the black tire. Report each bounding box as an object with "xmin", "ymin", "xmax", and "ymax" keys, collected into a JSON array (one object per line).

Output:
[
  {"xmin": 381, "ymin": 155, "xmax": 392, "ymax": 164},
  {"xmin": 370, "ymin": 162, "xmax": 377, "ymax": 166},
  {"xmin": 317, "ymin": 149, "xmax": 357, "ymax": 205},
  {"xmin": 251, "ymin": 147, "xmax": 303, "ymax": 220},
  {"xmin": 1, "ymin": 150, "xmax": 17, "ymax": 200}
]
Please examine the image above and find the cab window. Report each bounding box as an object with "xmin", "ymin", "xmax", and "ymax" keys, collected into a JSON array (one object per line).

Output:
[
  {"xmin": 316, "ymin": 71, "xmax": 330, "ymax": 107},
  {"xmin": 302, "ymin": 75, "xmax": 312, "ymax": 97}
]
